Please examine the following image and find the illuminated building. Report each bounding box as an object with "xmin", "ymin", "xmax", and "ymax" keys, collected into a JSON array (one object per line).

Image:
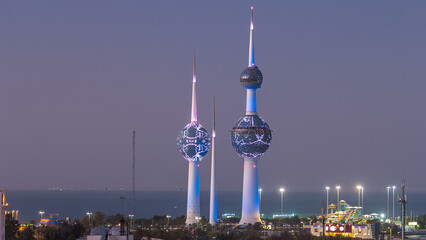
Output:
[
  {"xmin": 177, "ymin": 57, "xmax": 210, "ymax": 225},
  {"xmin": 231, "ymin": 7, "xmax": 272, "ymax": 225}
]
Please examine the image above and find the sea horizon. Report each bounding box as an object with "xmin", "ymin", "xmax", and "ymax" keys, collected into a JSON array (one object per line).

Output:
[{"xmin": 3, "ymin": 189, "xmax": 425, "ymax": 223}]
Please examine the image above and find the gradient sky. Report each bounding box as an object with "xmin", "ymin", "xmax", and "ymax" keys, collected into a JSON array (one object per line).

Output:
[{"xmin": 0, "ymin": 1, "xmax": 425, "ymax": 192}]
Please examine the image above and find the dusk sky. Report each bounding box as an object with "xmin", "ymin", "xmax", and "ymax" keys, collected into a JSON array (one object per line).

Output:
[{"xmin": 1, "ymin": 1, "xmax": 425, "ymax": 192}]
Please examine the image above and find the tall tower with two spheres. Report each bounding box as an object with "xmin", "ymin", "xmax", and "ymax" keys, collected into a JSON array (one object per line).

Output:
[
  {"xmin": 177, "ymin": 57, "xmax": 211, "ymax": 225},
  {"xmin": 231, "ymin": 7, "xmax": 272, "ymax": 225}
]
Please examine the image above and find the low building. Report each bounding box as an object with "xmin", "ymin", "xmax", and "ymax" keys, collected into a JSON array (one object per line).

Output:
[{"xmin": 304, "ymin": 224, "xmax": 380, "ymax": 239}]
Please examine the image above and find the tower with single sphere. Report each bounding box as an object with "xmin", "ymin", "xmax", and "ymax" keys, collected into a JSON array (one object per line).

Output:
[
  {"xmin": 231, "ymin": 7, "xmax": 272, "ymax": 225},
  {"xmin": 177, "ymin": 57, "xmax": 210, "ymax": 225}
]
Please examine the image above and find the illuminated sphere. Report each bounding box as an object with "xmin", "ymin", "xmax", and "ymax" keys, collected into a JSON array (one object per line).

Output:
[
  {"xmin": 177, "ymin": 122, "xmax": 210, "ymax": 162},
  {"xmin": 240, "ymin": 66, "xmax": 263, "ymax": 89},
  {"xmin": 231, "ymin": 115, "xmax": 272, "ymax": 158}
]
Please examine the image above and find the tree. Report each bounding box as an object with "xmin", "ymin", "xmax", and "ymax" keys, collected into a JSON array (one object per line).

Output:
[
  {"xmin": 18, "ymin": 227, "xmax": 36, "ymax": 240},
  {"xmin": 5, "ymin": 213, "xmax": 19, "ymax": 240},
  {"xmin": 105, "ymin": 214, "xmax": 124, "ymax": 226},
  {"xmin": 92, "ymin": 212, "xmax": 106, "ymax": 227}
]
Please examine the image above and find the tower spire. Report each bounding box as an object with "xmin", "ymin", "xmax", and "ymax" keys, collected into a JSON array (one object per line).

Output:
[
  {"xmin": 209, "ymin": 97, "xmax": 217, "ymax": 225},
  {"xmin": 248, "ymin": 6, "xmax": 255, "ymax": 67},
  {"xmin": 191, "ymin": 54, "xmax": 197, "ymax": 122}
]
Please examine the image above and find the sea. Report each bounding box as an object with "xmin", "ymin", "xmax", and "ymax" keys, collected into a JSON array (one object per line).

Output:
[{"xmin": 4, "ymin": 190, "xmax": 426, "ymax": 223}]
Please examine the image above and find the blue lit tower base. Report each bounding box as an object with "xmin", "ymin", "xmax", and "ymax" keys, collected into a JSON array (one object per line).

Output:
[
  {"xmin": 231, "ymin": 7, "xmax": 272, "ymax": 225},
  {"xmin": 187, "ymin": 161, "xmax": 200, "ymax": 224}
]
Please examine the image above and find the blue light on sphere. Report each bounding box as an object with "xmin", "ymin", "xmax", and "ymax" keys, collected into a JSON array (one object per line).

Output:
[
  {"xmin": 177, "ymin": 122, "xmax": 210, "ymax": 162},
  {"xmin": 231, "ymin": 115, "xmax": 272, "ymax": 158}
]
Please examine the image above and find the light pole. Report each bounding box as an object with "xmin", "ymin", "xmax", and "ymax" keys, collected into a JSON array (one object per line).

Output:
[
  {"xmin": 361, "ymin": 186, "xmax": 364, "ymax": 214},
  {"xmin": 259, "ymin": 188, "xmax": 262, "ymax": 215},
  {"xmin": 195, "ymin": 217, "xmax": 200, "ymax": 227},
  {"xmin": 120, "ymin": 196, "xmax": 126, "ymax": 216},
  {"xmin": 129, "ymin": 214, "xmax": 134, "ymax": 230},
  {"xmin": 39, "ymin": 211, "xmax": 44, "ymax": 220},
  {"xmin": 166, "ymin": 215, "xmax": 171, "ymax": 226},
  {"xmin": 86, "ymin": 212, "xmax": 92, "ymax": 231},
  {"xmin": 325, "ymin": 187, "xmax": 330, "ymax": 217},
  {"xmin": 336, "ymin": 186, "xmax": 341, "ymax": 211},
  {"xmin": 387, "ymin": 186, "xmax": 390, "ymax": 220},
  {"xmin": 356, "ymin": 185, "xmax": 362, "ymax": 207},
  {"xmin": 280, "ymin": 188, "xmax": 285, "ymax": 215},
  {"xmin": 392, "ymin": 186, "xmax": 396, "ymax": 221}
]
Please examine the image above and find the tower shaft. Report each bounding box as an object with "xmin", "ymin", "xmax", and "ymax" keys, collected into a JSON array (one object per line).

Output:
[
  {"xmin": 209, "ymin": 135, "xmax": 217, "ymax": 225},
  {"xmin": 209, "ymin": 100, "xmax": 217, "ymax": 225},
  {"xmin": 240, "ymin": 157, "xmax": 261, "ymax": 224},
  {"xmin": 186, "ymin": 161, "xmax": 200, "ymax": 225},
  {"xmin": 246, "ymin": 89, "xmax": 257, "ymax": 114}
]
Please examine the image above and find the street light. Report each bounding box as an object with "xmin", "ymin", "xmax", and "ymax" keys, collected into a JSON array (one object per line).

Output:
[
  {"xmin": 39, "ymin": 211, "xmax": 45, "ymax": 220},
  {"xmin": 392, "ymin": 186, "xmax": 396, "ymax": 221},
  {"xmin": 336, "ymin": 186, "xmax": 341, "ymax": 211},
  {"xmin": 166, "ymin": 215, "xmax": 171, "ymax": 226},
  {"xmin": 356, "ymin": 185, "xmax": 362, "ymax": 207},
  {"xmin": 86, "ymin": 212, "xmax": 93, "ymax": 231},
  {"xmin": 387, "ymin": 187, "xmax": 390, "ymax": 220},
  {"xmin": 259, "ymin": 188, "xmax": 262, "ymax": 215},
  {"xmin": 325, "ymin": 187, "xmax": 330, "ymax": 217},
  {"xmin": 361, "ymin": 186, "xmax": 364, "ymax": 213},
  {"xmin": 279, "ymin": 188, "xmax": 285, "ymax": 215},
  {"xmin": 129, "ymin": 214, "xmax": 135, "ymax": 230}
]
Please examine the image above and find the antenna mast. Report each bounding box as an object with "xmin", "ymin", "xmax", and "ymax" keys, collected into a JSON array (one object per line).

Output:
[
  {"xmin": 399, "ymin": 179, "xmax": 407, "ymax": 240},
  {"xmin": 132, "ymin": 130, "xmax": 136, "ymax": 230}
]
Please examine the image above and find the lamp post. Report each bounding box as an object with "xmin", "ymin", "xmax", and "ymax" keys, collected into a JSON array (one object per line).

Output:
[
  {"xmin": 166, "ymin": 215, "xmax": 171, "ymax": 226},
  {"xmin": 392, "ymin": 186, "xmax": 396, "ymax": 221},
  {"xmin": 195, "ymin": 217, "xmax": 201, "ymax": 227},
  {"xmin": 387, "ymin": 186, "xmax": 390, "ymax": 220},
  {"xmin": 280, "ymin": 188, "xmax": 285, "ymax": 215},
  {"xmin": 325, "ymin": 187, "xmax": 330, "ymax": 217},
  {"xmin": 361, "ymin": 186, "xmax": 364, "ymax": 214},
  {"xmin": 129, "ymin": 214, "xmax": 134, "ymax": 230},
  {"xmin": 356, "ymin": 185, "xmax": 362, "ymax": 207},
  {"xmin": 86, "ymin": 212, "xmax": 93, "ymax": 231},
  {"xmin": 336, "ymin": 186, "xmax": 341, "ymax": 211},
  {"xmin": 259, "ymin": 188, "xmax": 262, "ymax": 215},
  {"xmin": 39, "ymin": 211, "xmax": 44, "ymax": 221}
]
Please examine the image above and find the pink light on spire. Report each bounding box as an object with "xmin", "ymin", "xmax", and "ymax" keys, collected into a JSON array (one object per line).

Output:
[{"xmin": 191, "ymin": 55, "xmax": 197, "ymax": 122}]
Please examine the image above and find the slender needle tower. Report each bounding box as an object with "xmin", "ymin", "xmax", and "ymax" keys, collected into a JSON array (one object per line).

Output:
[
  {"xmin": 209, "ymin": 98, "xmax": 217, "ymax": 225},
  {"xmin": 231, "ymin": 7, "xmax": 272, "ymax": 225},
  {"xmin": 177, "ymin": 56, "xmax": 210, "ymax": 225}
]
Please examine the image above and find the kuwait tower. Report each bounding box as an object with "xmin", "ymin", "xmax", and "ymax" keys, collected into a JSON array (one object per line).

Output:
[
  {"xmin": 177, "ymin": 56, "xmax": 210, "ymax": 225},
  {"xmin": 231, "ymin": 7, "xmax": 272, "ymax": 225}
]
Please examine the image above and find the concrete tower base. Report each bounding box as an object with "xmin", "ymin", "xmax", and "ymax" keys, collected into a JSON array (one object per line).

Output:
[
  {"xmin": 239, "ymin": 157, "xmax": 261, "ymax": 225},
  {"xmin": 186, "ymin": 161, "xmax": 200, "ymax": 225}
]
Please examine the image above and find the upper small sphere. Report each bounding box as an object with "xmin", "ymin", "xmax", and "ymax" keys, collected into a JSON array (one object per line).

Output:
[
  {"xmin": 177, "ymin": 122, "xmax": 210, "ymax": 162},
  {"xmin": 240, "ymin": 66, "xmax": 263, "ymax": 89}
]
